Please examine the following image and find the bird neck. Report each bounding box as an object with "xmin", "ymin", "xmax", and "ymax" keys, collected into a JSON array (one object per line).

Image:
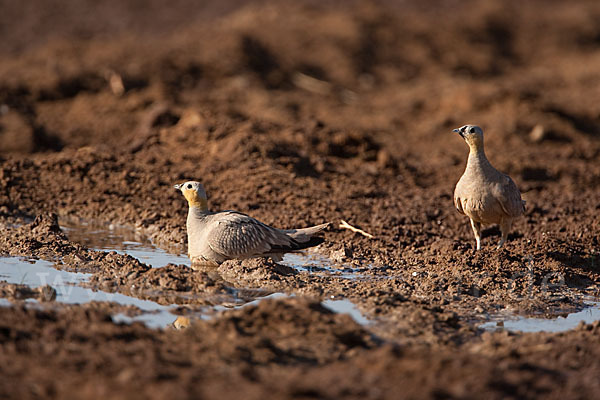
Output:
[
  {"xmin": 188, "ymin": 205, "xmax": 210, "ymax": 226},
  {"xmin": 188, "ymin": 198, "xmax": 208, "ymax": 212},
  {"xmin": 468, "ymin": 140, "xmax": 487, "ymax": 157},
  {"xmin": 467, "ymin": 145, "xmax": 491, "ymax": 170}
]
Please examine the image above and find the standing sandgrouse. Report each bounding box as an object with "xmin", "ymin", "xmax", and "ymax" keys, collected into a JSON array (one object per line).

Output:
[{"xmin": 453, "ymin": 125, "xmax": 525, "ymax": 250}]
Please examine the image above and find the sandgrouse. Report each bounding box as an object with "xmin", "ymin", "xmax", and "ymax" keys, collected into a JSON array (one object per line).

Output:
[
  {"xmin": 453, "ymin": 125, "xmax": 525, "ymax": 250},
  {"xmin": 174, "ymin": 181, "xmax": 330, "ymax": 265}
]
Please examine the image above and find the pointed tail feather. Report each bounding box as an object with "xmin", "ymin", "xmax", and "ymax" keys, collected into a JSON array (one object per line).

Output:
[{"xmin": 282, "ymin": 222, "xmax": 331, "ymax": 242}]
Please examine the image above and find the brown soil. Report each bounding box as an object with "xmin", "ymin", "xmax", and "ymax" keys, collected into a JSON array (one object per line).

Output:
[{"xmin": 1, "ymin": 0, "xmax": 600, "ymax": 398}]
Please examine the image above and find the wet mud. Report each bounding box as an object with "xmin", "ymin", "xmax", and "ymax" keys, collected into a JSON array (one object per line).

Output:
[{"xmin": 1, "ymin": 0, "xmax": 600, "ymax": 398}]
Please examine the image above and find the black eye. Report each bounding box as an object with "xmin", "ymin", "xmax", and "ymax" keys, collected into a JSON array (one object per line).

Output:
[
  {"xmin": 469, "ymin": 127, "xmax": 475, "ymax": 133},
  {"xmin": 187, "ymin": 184, "xmax": 192, "ymax": 189}
]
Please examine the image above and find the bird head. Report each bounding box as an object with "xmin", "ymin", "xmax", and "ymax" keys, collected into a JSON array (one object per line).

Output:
[
  {"xmin": 453, "ymin": 125, "xmax": 484, "ymax": 149},
  {"xmin": 174, "ymin": 181, "xmax": 208, "ymax": 210}
]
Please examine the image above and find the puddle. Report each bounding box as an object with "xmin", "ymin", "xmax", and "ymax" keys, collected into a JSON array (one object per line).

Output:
[
  {"xmin": 322, "ymin": 299, "xmax": 370, "ymax": 325},
  {"xmin": 211, "ymin": 292, "xmax": 289, "ymax": 313},
  {"xmin": 0, "ymin": 256, "xmax": 284, "ymax": 329},
  {"xmin": 62, "ymin": 220, "xmax": 388, "ymax": 285},
  {"xmin": 480, "ymin": 302, "xmax": 600, "ymax": 333},
  {"xmin": 112, "ymin": 310, "xmax": 188, "ymax": 329},
  {"xmin": 61, "ymin": 222, "xmax": 190, "ymax": 268},
  {"xmin": 0, "ymin": 257, "xmax": 175, "ymax": 327},
  {"xmin": 102, "ymin": 243, "xmax": 190, "ymax": 269},
  {"xmin": 0, "ymin": 257, "xmax": 92, "ymax": 299},
  {"xmin": 62, "ymin": 221, "xmax": 380, "ymax": 280},
  {"xmin": 0, "ymin": 221, "xmax": 372, "ymax": 330},
  {"xmin": 0, "ymin": 243, "xmax": 296, "ymax": 329},
  {"xmin": 58, "ymin": 222, "xmax": 296, "ymax": 325},
  {"xmin": 0, "ymin": 255, "xmax": 370, "ymax": 330}
]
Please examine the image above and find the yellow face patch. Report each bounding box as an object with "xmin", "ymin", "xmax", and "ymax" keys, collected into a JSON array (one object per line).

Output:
[{"xmin": 182, "ymin": 188, "xmax": 208, "ymax": 210}]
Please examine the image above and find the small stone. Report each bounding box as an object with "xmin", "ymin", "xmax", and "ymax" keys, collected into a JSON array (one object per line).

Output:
[
  {"xmin": 529, "ymin": 124, "xmax": 546, "ymax": 142},
  {"xmin": 177, "ymin": 109, "xmax": 205, "ymax": 129},
  {"xmin": 172, "ymin": 316, "xmax": 191, "ymax": 330}
]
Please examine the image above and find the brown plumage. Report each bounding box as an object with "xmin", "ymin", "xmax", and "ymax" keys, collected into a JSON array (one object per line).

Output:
[{"xmin": 453, "ymin": 125, "xmax": 525, "ymax": 250}]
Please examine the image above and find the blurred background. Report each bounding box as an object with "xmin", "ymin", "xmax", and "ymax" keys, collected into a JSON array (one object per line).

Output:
[{"xmin": 0, "ymin": 0, "xmax": 599, "ymax": 189}]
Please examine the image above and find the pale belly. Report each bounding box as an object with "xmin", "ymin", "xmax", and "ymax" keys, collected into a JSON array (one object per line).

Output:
[{"xmin": 460, "ymin": 194, "xmax": 506, "ymax": 225}]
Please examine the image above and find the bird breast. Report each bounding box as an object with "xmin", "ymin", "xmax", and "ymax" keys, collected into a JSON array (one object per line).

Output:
[
  {"xmin": 455, "ymin": 174, "xmax": 505, "ymax": 224},
  {"xmin": 186, "ymin": 211, "xmax": 210, "ymax": 257}
]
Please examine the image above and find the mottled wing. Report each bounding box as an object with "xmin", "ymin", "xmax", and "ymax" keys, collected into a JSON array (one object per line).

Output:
[
  {"xmin": 492, "ymin": 174, "xmax": 525, "ymax": 218},
  {"xmin": 206, "ymin": 211, "xmax": 295, "ymax": 259},
  {"xmin": 453, "ymin": 182, "xmax": 465, "ymax": 215}
]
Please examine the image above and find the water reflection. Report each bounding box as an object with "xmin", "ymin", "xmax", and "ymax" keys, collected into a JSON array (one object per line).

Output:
[{"xmin": 480, "ymin": 302, "xmax": 600, "ymax": 333}]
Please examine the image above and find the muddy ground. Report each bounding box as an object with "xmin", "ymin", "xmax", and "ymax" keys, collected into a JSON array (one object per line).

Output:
[{"xmin": 1, "ymin": 0, "xmax": 600, "ymax": 398}]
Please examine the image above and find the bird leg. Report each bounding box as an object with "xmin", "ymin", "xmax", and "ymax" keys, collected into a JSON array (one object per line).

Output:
[
  {"xmin": 497, "ymin": 219, "xmax": 512, "ymax": 249},
  {"xmin": 470, "ymin": 219, "xmax": 482, "ymax": 250}
]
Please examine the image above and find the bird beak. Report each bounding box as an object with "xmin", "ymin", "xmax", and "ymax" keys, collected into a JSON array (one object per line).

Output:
[
  {"xmin": 453, "ymin": 128, "xmax": 464, "ymax": 138},
  {"xmin": 173, "ymin": 183, "xmax": 182, "ymax": 190}
]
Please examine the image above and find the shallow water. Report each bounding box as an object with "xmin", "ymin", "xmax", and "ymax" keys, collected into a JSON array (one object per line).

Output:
[
  {"xmin": 0, "ymin": 257, "xmax": 91, "ymax": 293},
  {"xmin": 480, "ymin": 302, "xmax": 600, "ymax": 333},
  {"xmin": 1, "ymin": 223, "xmax": 370, "ymax": 329},
  {"xmin": 112, "ymin": 310, "xmax": 187, "ymax": 329},
  {"xmin": 0, "ymin": 256, "xmax": 371, "ymax": 329},
  {"xmin": 0, "ymin": 256, "xmax": 271, "ymax": 328},
  {"xmin": 61, "ymin": 220, "xmax": 380, "ymax": 282},
  {"xmin": 5, "ymin": 220, "xmax": 598, "ymax": 333},
  {"xmin": 61, "ymin": 222, "xmax": 190, "ymax": 268},
  {"xmin": 322, "ymin": 299, "xmax": 370, "ymax": 325},
  {"xmin": 233, "ymin": 292, "xmax": 288, "ymax": 309},
  {"xmin": 61, "ymin": 222, "xmax": 356, "ymax": 275},
  {"xmin": 0, "ymin": 257, "xmax": 175, "ymax": 327}
]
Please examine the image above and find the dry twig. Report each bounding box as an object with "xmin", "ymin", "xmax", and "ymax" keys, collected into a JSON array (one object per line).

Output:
[{"xmin": 339, "ymin": 219, "xmax": 374, "ymax": 239}]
